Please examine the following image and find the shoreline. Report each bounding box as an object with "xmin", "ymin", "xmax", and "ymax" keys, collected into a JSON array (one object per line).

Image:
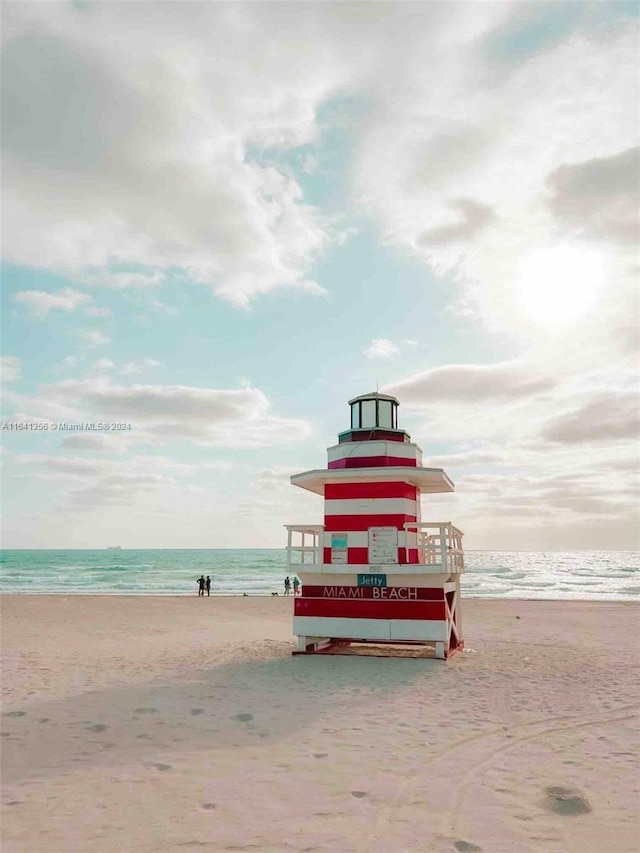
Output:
[
  {"xmin": 2, "ymin": 596, "xmax": 639, "ymax": 852},
  {"xmin": 2, "ymin": 590, "xmax": 639, "ymax": 601}
]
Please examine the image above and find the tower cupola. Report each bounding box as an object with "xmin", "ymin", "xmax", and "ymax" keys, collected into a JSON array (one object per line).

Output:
[{"xmin": 339, "ymin": 391, "xmax": 409, "ymax": 443}]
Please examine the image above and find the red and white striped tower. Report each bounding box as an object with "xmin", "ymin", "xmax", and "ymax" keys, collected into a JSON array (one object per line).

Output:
[{"xmin": 285, "ymin": 392, "xmax": 464, "ymax": 659}]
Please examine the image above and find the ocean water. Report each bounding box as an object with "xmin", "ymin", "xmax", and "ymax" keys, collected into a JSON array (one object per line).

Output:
[{"xmin": 0, "ymin": 549, "xmax": 638, "ymax": 600}]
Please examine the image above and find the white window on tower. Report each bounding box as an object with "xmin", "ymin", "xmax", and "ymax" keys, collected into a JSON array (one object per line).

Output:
[
  {"xmin": 361, "ymin": 399, "xmax": 376, "ymax": 427},
  {"xmin": 378, "ymin": 400, "xmax": 392, "ymax": 428}
]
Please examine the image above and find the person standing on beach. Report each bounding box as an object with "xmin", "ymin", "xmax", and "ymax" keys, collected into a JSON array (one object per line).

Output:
[
  {"xmin": 284, "ymin": 576, "xmax": 291, "ymax": 595},
  {"xmin": 205, "ymin": 575, "xmax": 211, "ymax": 596},
  {"xmin": 293, "ymin": 576, "xmax": 300, "ymax": 595},
  {"xmin": 197, "ymin": 575, "xmax": 205, "ymax": 596}
]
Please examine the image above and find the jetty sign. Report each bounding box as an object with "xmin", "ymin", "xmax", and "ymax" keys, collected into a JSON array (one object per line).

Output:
[{"xmin": 357, "ymin": 573, "xmax": 387, "ymax": 587}]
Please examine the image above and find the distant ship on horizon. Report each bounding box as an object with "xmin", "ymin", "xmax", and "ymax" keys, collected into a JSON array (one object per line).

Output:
[{"xmin": 106, "ymin": 546, "xmax": 122, "ymax": 550}]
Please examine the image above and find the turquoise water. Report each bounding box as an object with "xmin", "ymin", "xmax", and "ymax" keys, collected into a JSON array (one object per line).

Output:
[{"xmin": 0, "ymin": 549, "xmax": 638, "ymax": 599}]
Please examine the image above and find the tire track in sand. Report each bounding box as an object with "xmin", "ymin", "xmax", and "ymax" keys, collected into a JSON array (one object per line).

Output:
[{"xmin": 354, "ymin": 704, "xmax": 638, "ymax": 853}]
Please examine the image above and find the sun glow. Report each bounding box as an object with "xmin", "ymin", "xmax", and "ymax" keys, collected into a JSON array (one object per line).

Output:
[{"xmin": 516, "ymin": 246, "xmax": 605, "ymax": 327}]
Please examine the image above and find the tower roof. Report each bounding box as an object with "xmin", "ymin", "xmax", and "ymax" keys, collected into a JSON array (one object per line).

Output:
[
  {"xmin": 291, "ymin": 466, "xmax": 455, "ymax": 495},
  {"xmin": 348, "ymin": 391, "xmax": 399, "ymax": 405}
]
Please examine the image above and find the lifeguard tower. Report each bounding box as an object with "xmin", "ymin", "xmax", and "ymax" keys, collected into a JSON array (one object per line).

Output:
[{"xmin": 285, "ymin": 392, "xmax": 464, "ymax": 659}]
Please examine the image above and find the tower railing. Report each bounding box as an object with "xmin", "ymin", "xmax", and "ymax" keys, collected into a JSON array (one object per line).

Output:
[
  {"xmin": 404, "ymin": 522, "xmax": 465, "ymax": 573},
  {"xmin": 284, "ymin": 525, "xmax": 323, "ymax": 573}
]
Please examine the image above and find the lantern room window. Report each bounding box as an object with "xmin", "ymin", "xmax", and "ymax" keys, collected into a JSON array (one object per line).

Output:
[
  {"xmin": 378, "ymin": 400, "xmax": 393, "ymax": 428},
  {"xmin": 361, "ymin": 399, "xmax": 376, "ymax": 427}
]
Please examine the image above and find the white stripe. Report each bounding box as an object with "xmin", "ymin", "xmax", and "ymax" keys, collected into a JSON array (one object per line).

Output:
[
  {"xmin": 390, "ymin": 620, "xmax": 448, "ymax": 641},
  {"xmin": 295, "ymin": 572, "xmax": 451, "ymax": 588},
  {"xmin": 324, "ymin": 498, "xmax": 417, "ymax": 516},
  {"xmin": 405, "ymin": 531, "xmax": 418, "ymax": 550},
  {"xmin": 327, "ymin": 441, "xmax": 421, "ymax": 464},
  {"xmin": 293, "ymin": 616, "xmax": 448, "ymax": 642},
  {"xmin": 294, "ymin": 616, "xmax": 391, "ymax": 640},
  {"xmin": 303, "ymin": 565, "xmax": 454, "ymax": 575}
]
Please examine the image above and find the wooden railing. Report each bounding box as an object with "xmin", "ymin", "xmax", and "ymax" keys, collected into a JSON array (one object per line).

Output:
[
  {"xmin": 284, "ymin": 525, "xmax": 323, "ymax": 572},
  {"xmin": 404, "ymin": 522, "xmax": 465, "ymax": 573},
  {"xmin": 284, "ymin": 522, "xmax": 464, "ymax": 574}
]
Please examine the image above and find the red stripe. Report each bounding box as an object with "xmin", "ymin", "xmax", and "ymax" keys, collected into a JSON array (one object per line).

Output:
[
  {"xmin": 294, "ymin": 598, "xmax": 446, "ymax": 620},
  {"xmin": 325, "ymin": 482, "xmax": 418, "ymax": 500},
  {"xmin": 302, "ymin": 586, "xmax": 445, "ymax": 600},
  {"xmin": 339, "ymin": 430, "xmax": 407, "ymax": 443},
  {"xmin": 324, "ymin": 514, "xmax": 416, "ymax": 532},
  {"xmin": 328, "ymin": 456, "xmax": 417, "ymax": 469},
  {"xmin": 322, "ymin": 547, "xmax": 419, "ymax": 563},
  {"xmin": 322, "ymin": 547, "xmax": 373, "ymax": 564},
  {"xmin": 347, "ymin": 547, "xmax": 369, "ymax": 564}
]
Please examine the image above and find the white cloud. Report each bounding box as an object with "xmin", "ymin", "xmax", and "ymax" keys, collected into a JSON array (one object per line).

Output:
[
  {"xmin": 547, "ymin": 146, "xmax": 639, "ymax": 246},
  {"xmin": 424, "ymin": 449, "xmax": 506, "ymax": 468},
  {"xmin": 14, "ymin": 452, "xmax": 179, "ymax": 508},
  {"xmin": 540, "ymin": 391, "xmax": 640, "ymax": 444},
  {"xmin": 82, "ymin": 270, "xmax": 167, "ymax": 290},
  {"xmin": 13, "ymin": 287, "xmax": 91, "ymax": 318},
  {"xmin": 365, "ymin": 339, "xmax": 400, "ymax": 359},
  {"xmin": 60, "ymin": 434, "xmax": 116, "ymax": 452},
  {"xmin": 386, "ymin": 362, "xmax": 555, "ymax": 403},
  {"xmin": 10, "ymin": 451, "xmax": 239, "ymax": 517},
  {"xmin": 80, "ymin": 330, "xmax": 111, "ymax": 347},
  {"xmin": 364, "ymin": 338, "xmax": 420, "ymax": 359},
  {"xmin": 51, "ymin": 355, "xmax": 79, "ymax": 374},
  {"xmin": 0, "ymin": 356, "xmax": 21, "ymax": 383},
  {"xmin": 85, "ymin": 306, "xmax": 112, "ymax": 318},
  {"xmin": 37, "ymin": 378, "xmax": 312, "ymax": 448},
  {"xmin": 352, "ymin": 12, "xmax": 639, "ymax": 353},
  {"xmin": 3, "ymin": 4, "xmax": 635, "ymax": 324},
  {"xmin": 90, "ymin": 359, "xmax": 115, "ymax": 372},
  {"xmin": 88, "ymin": 358, "xmax": 160, "ymax": 375},
  {"xmin": 1, "ymin": 3, "xmax": 340, "ymax": 305},
  {"xmin": 119, "ymin": 358, "xmax": 161, "ymax": 376}
]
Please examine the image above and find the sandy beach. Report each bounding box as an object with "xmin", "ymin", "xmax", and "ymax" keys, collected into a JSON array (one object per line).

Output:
[{"xmin": 1, "ymin": 595, "xmax": 638, "ymax": 853}]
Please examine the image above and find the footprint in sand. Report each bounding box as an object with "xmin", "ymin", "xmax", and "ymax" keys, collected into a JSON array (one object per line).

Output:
[
  {"xmin": 135, "ymin": 708, "xmax": 158, "ymax": 714},
  {"xmin": 4, "ymin": 711, "xmax": 26, "ymax": 718},
  {"xmin": 544, "ymin": 786, "xmax": 591, "ymax": 816},
  {"xmin": 37, "ymin": 719, "xmax": 50, "ymax": 724},
  {"xmin": 85, "ymin": 724, "xmax": 108, "ymax": 733},
  {"xmin": 454, "ymin": 841, "xmax": 483, "ymax": 852},
  {"xmin": 201, "ymin": 803, "xmax": 216, "ymax": 810},
  {"xmin": 350, "ymin": 791, "xmax": 368, "ymax": 798},
  {"xmin": 313, "ymin": 753, "xmax": 328, "ymax": 759},
  {"xmin": 234, "ymin": 713, "xmax": 253, "ymax": 722},
  {"xmin": 153, "ymin": 763, "xmax": 172, "ymax": 771},
  {"xmin": 190, "ymin": 708, "xmax": 205, "ymax": 716}
]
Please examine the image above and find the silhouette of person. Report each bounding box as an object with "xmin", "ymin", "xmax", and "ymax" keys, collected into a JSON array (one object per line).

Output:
[
  {"xmin": 205, "ymin": 575, "xmax": 211, "ymax": 596},
  {"xmin": 293, "ymin": 576, "xmax": 300, "ymax": 595},
  {"xmin": 284, "ymin": 576, "xmax": 291, "ymax": 596},
  {"xmin": 197, "ymin": 575, "xmax": 205, "ymax": 596}
]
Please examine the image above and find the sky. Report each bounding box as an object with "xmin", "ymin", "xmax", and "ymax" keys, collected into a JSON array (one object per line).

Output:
[{"xmin": 1, "ymin": 1, "xmax": 638, "ymax": 551}]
